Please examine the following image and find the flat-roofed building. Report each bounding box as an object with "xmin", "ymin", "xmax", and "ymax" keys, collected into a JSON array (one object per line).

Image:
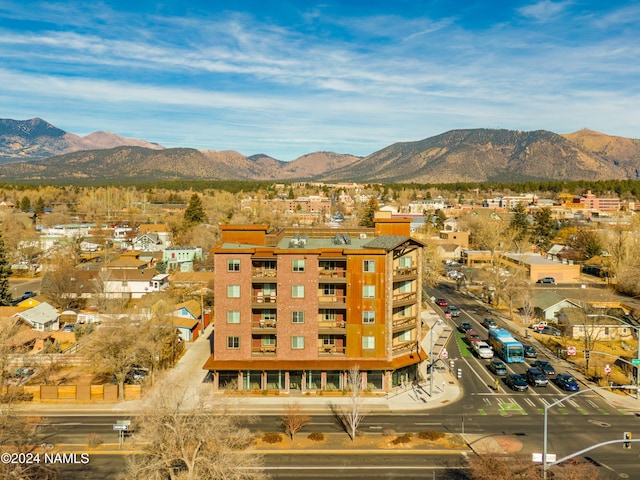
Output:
[{"xmin": 203, "ymin": 218, "xmax": 425, "ymax": 393}]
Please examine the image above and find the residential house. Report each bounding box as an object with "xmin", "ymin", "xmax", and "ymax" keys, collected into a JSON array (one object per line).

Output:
[
  {"xmin": 163, "ymin": 246, "xmax": 203, "ymax": 272},
  {"xmin": 203, "ymin": 217, "xmax": 425, "ymax": 393},
  {"xmin": 13, "ymin": 302, "xmax": 60, "ymax": 332},
  {"xmin": 528, "ymin": 291, "xmax": 581, "ymax": 321},
  {"xmin": 172, "ymin": 300, "xmax": 204, "ymax": 342},
  {"xmin": 556, "ymin": 307, "xmax": 637, "ymax": 340}
]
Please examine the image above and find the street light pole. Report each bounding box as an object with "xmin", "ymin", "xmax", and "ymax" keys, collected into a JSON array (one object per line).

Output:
[{"xmin": 542, "ymin": 385, "xmax": 638, "ymax": 479}]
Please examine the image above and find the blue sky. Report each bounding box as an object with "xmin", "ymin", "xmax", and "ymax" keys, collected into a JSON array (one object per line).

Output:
[{"xmin": 1, "ymin": 1, "xmax": 639, "ymax": 160}]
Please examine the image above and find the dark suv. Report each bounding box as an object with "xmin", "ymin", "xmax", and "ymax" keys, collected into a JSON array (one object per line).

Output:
[{"xmin": 526, "ymin": 367, "xmax": 548, "ymax": 387}]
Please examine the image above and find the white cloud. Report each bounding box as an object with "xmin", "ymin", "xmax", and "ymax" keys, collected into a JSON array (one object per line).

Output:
[{"xmin": 517, "ymin": 0, "xmax": 573, "ymax": 22}]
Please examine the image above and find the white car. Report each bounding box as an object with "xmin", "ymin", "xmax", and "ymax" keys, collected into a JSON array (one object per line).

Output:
[{"xmin": 473, "ymin": 341, "xmax": 494, "ymax": 359}]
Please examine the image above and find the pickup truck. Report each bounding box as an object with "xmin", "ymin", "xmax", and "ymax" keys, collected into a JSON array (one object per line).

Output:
[{"xmin": 473, "ymin": 341, "xmax": 494, "ymax": 359}]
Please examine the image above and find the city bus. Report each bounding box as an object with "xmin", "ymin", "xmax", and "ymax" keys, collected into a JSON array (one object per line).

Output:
[{"xmin": 488, "ymin": 328, "xmax": 524, "ymax": 363}]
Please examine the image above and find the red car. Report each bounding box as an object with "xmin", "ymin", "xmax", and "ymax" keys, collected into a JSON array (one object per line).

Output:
[{"xmin": 436, "ymin": 298, "xmax": 448, "ymax": 307}]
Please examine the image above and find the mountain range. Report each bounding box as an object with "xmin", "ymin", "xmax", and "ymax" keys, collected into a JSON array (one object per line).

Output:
[{"xmin": 0, "ymin": 117, "xmax": 638, "ymax": 183}]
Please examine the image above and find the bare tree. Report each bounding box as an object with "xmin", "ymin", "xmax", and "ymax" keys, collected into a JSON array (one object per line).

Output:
[
  {"xmin": 342, "ymin": 366, "xmax": 366, "ymax": 441},
  {"xmin": 120, "ymin": 385, "xmax": 266, "ymax": 480},
  {"xmin": 89, "ymin": 317, "xmax": 142, "ymax": 400},
  {"xmin": 281, "ymin": 402, "xmax": 310, "ymax": 442}
]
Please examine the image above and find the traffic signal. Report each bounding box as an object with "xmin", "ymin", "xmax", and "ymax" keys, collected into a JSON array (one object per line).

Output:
[
  {"xmin": 585, "ymin": 349, "xmax": 590, "ymax": 360},
  {"xmin": 623, "ymin": 432, "xmax": 632, "ymax": 449}
]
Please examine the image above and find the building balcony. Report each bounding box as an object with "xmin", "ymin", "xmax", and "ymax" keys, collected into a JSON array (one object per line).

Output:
[
  {"xmin": 252, "ymin": 293, "xmax": 277, "ymax": 306},
  {"xmin": 318, "ymin": 345, "xmax": 346, "ymax": 355},
  {"xmin": 318, "ymin": 321, "xmax": 346, "ymax": 333},
  {"xmin": 252, "ymin": 320, "xmax": 277, "ymax": 331},
  {"xmin": 251, "ymin": 268, "xmax": 277, "ymax": 279},
  {"xmin": 392, "ymin": 291, "xmax": 417, "ymax": 307},
  {"xmin": 318, "ymin": 269, "xmax": 347, "ymax": 281},
  {"xmin": 392, "ymin": 315, "xmax": 418, "ymax": 332},
  {"xmin": 318, "ymin": 295, "xmax": 346, "ymax": 306},
  {"xmin": 252, "ymin": 345, "xmax": 277, "ymax": 355},
  {"xmin": 392, "ymin": 340, "xmax": 418, "ymax": 355},
  {"xmin": 393, "ymin": 266, "xmax": 418, "ymax": 278}
]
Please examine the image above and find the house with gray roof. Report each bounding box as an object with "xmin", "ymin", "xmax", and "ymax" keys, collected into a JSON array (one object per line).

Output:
[{"xmin": 13, "ymin": 302, "xmax": 60, "ymax": 332}]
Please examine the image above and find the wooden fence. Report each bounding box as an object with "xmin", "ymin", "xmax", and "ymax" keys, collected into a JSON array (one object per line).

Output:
[{"xmin": 2, "ymin": 384, "xmax": 141, "ymax": 402}]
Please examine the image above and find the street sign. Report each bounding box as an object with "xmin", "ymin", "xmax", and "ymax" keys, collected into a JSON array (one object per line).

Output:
[
  {"xmin": 604, "ymin": 364, "xmax": 612, "ymax": 375},
  {"xmin": 632, "ymin": 359, "xmax": 640, "ymax": 365},
  {"xmin": 441, "ymin": 349, "xmax": 449, "ymax": 359},
  {"xmin": 567, "ymin": 346, "xmax": 576, "ymax": 356},
  {"xmin": 532, "ymin": 453, "xmax": 556, "ymax": 463},
  {"xmin": 113, "ymin": 424, "xmax": 128, "ymax": 431}
]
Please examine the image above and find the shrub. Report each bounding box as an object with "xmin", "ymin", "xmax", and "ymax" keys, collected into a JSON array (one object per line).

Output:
[
  {"xmin": 86, "ymin": 433, "xmax": 103, "ymax": 448},
  {"xmin": 308, "ymin": 432, "xmax": 325, "ymax": 442},
  {"xmin": 382, "ymin": 428, "xmax": 397, "ymax": 437},
  {"xmin": 262, "ymin": 432, "xmax": 283, "ymax": 444},
  {"xmin": 417, "ymin": 430, "xmax": 445, "ymax": 441},
  {"xmin": 391, "ymin": 434, "xmax": 412, "ymax": 445}
]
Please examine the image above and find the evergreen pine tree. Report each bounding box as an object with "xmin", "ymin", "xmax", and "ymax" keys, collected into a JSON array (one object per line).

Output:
[
  {"xmin": 0, "ymin": 230, "xmax": 13, "ymax": 306},
  {"xmin": 183, "ymin": 194, "xmax": 207, "ymax": 226},
  {"xmin": 359, "ymin": 196, "xmax": 379, "ymax": 227}
]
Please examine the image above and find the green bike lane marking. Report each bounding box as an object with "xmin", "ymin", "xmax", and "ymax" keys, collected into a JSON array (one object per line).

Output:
[{"xmin": 499, "ymin": 403, "xmax": 526, "ymax": 415}]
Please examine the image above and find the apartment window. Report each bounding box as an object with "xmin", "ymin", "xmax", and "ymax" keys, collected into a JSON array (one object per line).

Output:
[
  {"xmin": 292, "ymin": 285, "xmax": 305, "ymax": 298},
  {"xmin": 292, "ymin": 259, "xmax": 305, "ymax": 272},
  {"xmin": 292, "ymin": 311, "xmax": 305, "ymax": 324},
  {"xmin": 227, "ymin": 336, "xmax": 240, "ymax": 349},
  {"xmin": 291, "ymin": 336, "xmax": 305, "ymax": 349},
  {"xmin": 363, "ymin": 260, "xmax": 376, "ymax": 272},
  {"xmin": 363, "ymin": 311, "xmax": 375, "ymax": 324},
  {"xmin": 398, "ymin": 280, "xmax": 413, "ymax": 293},
  {"xmin": 399, "ymin": 256, "xmax": 412, "ymax": 268},
  {"xmin": 227, "ymin": 259, "xmax": 240, "ymax": 272},
  {"xmin": 362, "ymin": 285, "xmax": 375, "ymax": 298},
  {"xmin": 227, "ymin": 285, "xmax": 240, "ymax": 298},
  {"xmin": 362, "ymin": 336, "xmax": 375, "ymax": 349},
  {"xmin": 262, "ymin": 335, "xmax": 276, "ymax": 346},
  {"xmin": 323, "ymin": 285, "xmax": 336, "ymax": 296},
  {"xmin": 397, "ymin": 330, "xmax": 412, "ymax": 342},
  {"xmin": 227, "ymin": 311, "xmax": 240, "ymax": 324},
  {"xmin": 323, "ymin": 310, "xmax": 336, "ymax": 321},
  {"xmin": 261, "ymin": 310, "xmax": 276, "ymax": 321}
]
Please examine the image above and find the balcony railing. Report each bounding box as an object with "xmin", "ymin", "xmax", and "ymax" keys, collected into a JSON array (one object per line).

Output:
[
  {"xmin": 394, "ymin": 266, "xmax": 418, "ymax": 276},
  {"xmin": 318, "ymin": 269, "xmax": 347, "ymax": 279},
  {"xmin": 252, "ymin": 345, "xmax": 277, "ymax": 354},
  {"xmin": 392, "ymin": 291, "xmax": 417, "ymax": 305},
  {"xmin": 252, "ymin": 294, "xmax": 277, "ymax": 304},
  {"xmin": 318, "ymin": 345, "xmax": 345, "ymax": 355},
  {"xmin": 318, "ymin": 321, "xmax": 346, "ymax": 332},
  {"xmin": 252, "ymin": 268, "xmax": 277, "ymax": 278},
  {"xmin": 318, "ymin": 295, "xmax": 346, "ymax": 304},
  {"xmin": 392, "ymin": 340, "xmax": 418, "ymax": 355},
  {"xmin": 392, "ymin": 315, "xmax": 418, "ymax": 331},
  {"xmin": 252, "ymin": 320, "xmax": 277, "ymax": 329}
]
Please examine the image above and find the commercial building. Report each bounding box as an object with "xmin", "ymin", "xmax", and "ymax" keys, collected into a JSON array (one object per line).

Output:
[{"xmin": 203, "ymin": 218, "xmax": 425, "ymax": 392}]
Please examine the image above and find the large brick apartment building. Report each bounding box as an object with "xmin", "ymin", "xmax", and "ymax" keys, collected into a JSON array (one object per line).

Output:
[{"xmin": 203, "ymin": 218, "xmax": 426, "ymax": 393}]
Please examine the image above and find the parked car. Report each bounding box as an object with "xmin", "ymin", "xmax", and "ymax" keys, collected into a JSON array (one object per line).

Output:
[
  {"xmin": 488, "ymin": 359, "xmax": 507, "ymax": 376},
  {"xmin": 436, "ymin": 298, "xmax": 448, "ymax": 307},
  {"xmin": 555, "ymin": 373, "xmax": 580, "ymax": 391},
  {"xmin": 61, "ymin": 324, "xmax": 75, "ymax": 332},
  {"xmin": 458, "ymin": 321, "xmax": 472, "ymax": 333},
  {"xmin": 529, "ymin": 321, "xmax": 548, "ymax": 330},
  {"xmin": 536, "ymin": 277, "xmax": 556, "ymax": 284},
  {"xmin": 448, "ymin": 305, "xmax": 460, "ymax": 317},
  {"xmin": 523, "ymin": 344, "xmax": 538, "ymax": 358},
  {"xmin": 505, "ymin": 373, "xmax": 529, "ymax": 391},
  {"xmin": 539, "ymin": 325, "xmax": 561, "ymax": 337},
  {"xmin": 21, "ymin": 291, "xmax": 37, "ymax": 300},
  {"xmin": 526, "ymin": 367, "xmax": 549, "ymax": 387},
  {"xmin": 481, "ymin": 317, "xmax": 497, "ymax": 329},
  {"xmin": 533, "ymin": 359, "xmax": 556, "ymax": 376}
]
